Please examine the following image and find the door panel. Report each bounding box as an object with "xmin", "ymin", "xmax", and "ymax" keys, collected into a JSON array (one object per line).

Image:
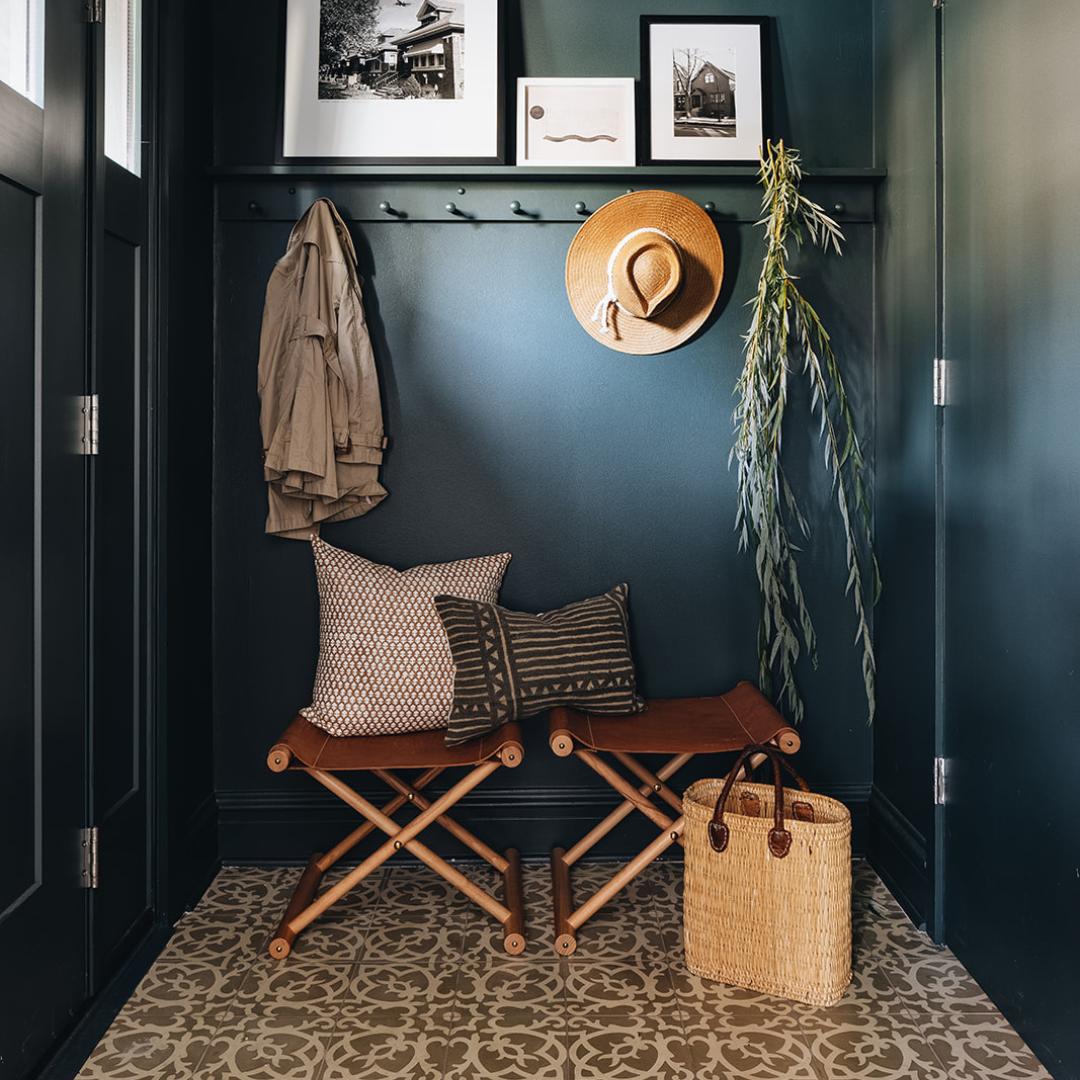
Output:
[
  {"xmin": 92, "ymin": 159, "xmax": 151, "ymax": 976},
  {"xmin": 0, "ymin": 176, "xmax": 38, "ymax": 920},
  {"xmin": 0, "ymin": 6, "xmax": 92, "ymax": 1075}
]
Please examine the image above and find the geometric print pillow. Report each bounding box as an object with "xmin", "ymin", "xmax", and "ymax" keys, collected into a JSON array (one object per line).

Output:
[
  {"xmin": 434, "ymin": 583, "xmax": 646, "ymax": 746},
  {"xmin": 299, "ymin": 537, "xmax": 512, "ymax": 737}
]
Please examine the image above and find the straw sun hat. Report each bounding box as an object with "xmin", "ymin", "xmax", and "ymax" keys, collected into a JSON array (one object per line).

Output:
[{"xmin": 565, "ymin": 189, "xmax": 724, "ymax": 355}]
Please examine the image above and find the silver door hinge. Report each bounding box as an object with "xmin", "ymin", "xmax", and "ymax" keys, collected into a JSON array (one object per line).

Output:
[
  {"xmin": 84, "ymin": 0, "xmax": 104, "ymax": 22},
  {"xmin": 933, "ymin": 0, "xmax": 943, "ymax": 9},
  {"xmin": 78, "ymin": 394, "xmax": 100, "ymax": 455},
  {"xmin": 933, "ymin": 358, "xmax": 948, "ymax": 407},
  {"xmin": 80, "ymin": 826, "xmax": 100, "ymax": 888},
  {"xmin": 933, "ymin": 757, "xmax": 947, "ymax": 805}
]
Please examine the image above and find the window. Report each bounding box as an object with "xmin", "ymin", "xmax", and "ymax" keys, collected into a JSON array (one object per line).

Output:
[
  {"xmin": 105, "ymin": 0, "xmax": 141, "ymax": 174},
  {"xmin": 0, "ymin": 0, "xmax": 43, "ymax": 105}
]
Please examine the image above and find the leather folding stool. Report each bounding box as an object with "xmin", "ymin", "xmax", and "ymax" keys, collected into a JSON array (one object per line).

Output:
[
  {"xmin": 548, "ymin": 681, "xmax": 799, "ymax": 955},
  {"xmin": 266, "ymin": 717, "xmax": 527, "ymax": 958}
]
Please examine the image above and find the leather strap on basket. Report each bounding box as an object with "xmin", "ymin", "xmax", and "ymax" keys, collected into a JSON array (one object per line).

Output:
[{"xmin": 708, "ymin": 743, "xmax": 811, "ymax": 859}]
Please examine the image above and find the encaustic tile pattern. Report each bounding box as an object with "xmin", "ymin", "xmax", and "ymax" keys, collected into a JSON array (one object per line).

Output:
[{"xmin": 75, "ymin": 860, "xmax": 1053, "ymax": 1080}]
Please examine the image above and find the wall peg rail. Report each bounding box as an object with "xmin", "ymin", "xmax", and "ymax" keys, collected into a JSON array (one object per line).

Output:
[{"xmin": 213, "ymin": 168, "xmax": 883, "ymax": 225}]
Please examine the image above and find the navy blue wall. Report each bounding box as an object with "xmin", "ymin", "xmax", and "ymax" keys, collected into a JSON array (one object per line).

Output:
[{"xmin": 210, "ymin": 0, "xmax": 878, "ymax": 862}]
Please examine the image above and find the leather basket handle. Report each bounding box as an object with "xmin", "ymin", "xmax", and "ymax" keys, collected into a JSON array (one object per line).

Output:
[{"xmin": 707, "ymin": 743, "xmax": 809, "ymax": 859}]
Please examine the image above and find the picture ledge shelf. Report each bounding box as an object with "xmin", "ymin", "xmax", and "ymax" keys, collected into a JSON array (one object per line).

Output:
[{"xmin": 210, "ymin": 164, "xmax": 886, "ymax": 182}]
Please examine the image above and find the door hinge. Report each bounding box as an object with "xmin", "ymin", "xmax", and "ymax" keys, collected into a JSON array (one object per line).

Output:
[
  {"xmin": 77, "ymin": 394, "xmax": 100, "ymax": 455},
  {"xmin": 933, "ymin": 757, "xmax": 948, "ymax": 805},
  {"xmin": 84, "ymin": 0, "xmax": 104, "ymax": 23},
  {"xmin": 80, "ymin": 826, "xmax": 100, "ymax": 889},
  {"xmin": 933, "ymin": 358, "xmax": 948, "ymax": 407},
  {"xmin": 932, "ymin": 0, "xmax": 943, "ymax": 9}
]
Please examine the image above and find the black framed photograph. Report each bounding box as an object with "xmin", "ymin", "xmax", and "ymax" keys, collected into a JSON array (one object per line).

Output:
[
  {"xmin": 281, "ymin": 0, "xmax": 504, "ymax": 163},
  {"xmin": 640, "ymin": 15, "xmax": 769, "ymax": 165}
]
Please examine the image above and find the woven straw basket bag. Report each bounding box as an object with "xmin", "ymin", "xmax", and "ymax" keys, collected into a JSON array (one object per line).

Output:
[{"xmin": 683, "ymin": 743, "xmax": 852, "ymax": 1006}]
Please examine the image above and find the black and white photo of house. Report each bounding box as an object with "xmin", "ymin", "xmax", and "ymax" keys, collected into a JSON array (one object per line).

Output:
[
  {"xmin": 319, "ymin": 0, "xmax": 466, "ymax": 100},
  {"xmin": 672, "ymin": 45, "xmax": 736, "ymax": 138}
]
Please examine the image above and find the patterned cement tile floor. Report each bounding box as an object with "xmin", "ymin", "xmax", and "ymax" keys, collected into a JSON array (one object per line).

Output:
[{"xmin": 74, "ymin": 859, "xmax": 1053, "ymax": 1080}]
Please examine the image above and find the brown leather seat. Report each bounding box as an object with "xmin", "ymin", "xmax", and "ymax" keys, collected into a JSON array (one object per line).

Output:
[
  {"xmin": 550, "ymin": 690, "xmax": 800, "ymax": 756},
  {"xmin": 548, "ymin": 681, "xmax": 799, "ymax": 955},
  {"xmin": 265, "ymin": 718, "xmax": 526, "ymax": 959}
]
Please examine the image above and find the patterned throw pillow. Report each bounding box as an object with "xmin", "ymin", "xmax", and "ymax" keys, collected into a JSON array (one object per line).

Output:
[
  {"xmin": 300, "ymin": 538, "xmax": 512, "ymax": 737},
  {"xmin": 434, "ymin": 583, "xmax": 646, "ymax": 746}
]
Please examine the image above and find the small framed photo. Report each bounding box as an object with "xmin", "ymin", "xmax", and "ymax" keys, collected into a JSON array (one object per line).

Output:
[
  {"xmin": 280, "ymin": 0, "xmax": 504, "ymax": 163},
  {"xmin": 516, "ymin": 77, "xmax": 636, "ymax": 167},
  {"xmin": 640, "ymin": 15, "xmax": 769, "ymax": 165}
]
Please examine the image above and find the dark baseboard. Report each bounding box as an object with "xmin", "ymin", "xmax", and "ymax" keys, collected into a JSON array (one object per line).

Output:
[
  {"xmin": 217, "ymin": 782, "xmax": 871, "ymax": 864},
  {"xmin": 868, "ymin": 785, "xmax": 932, "ymax": 931},
  {"xmin": 28, "ymin": 924, "xmax": 172, "ymax": 1080},
  {"xmin": 170, "ymin": 791, "xmax": 221, "ymax": 917}
]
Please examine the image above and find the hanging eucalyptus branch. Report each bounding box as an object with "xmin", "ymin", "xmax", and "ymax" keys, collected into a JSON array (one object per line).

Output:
[{"xmin": 731, "ymin": 140, "xmax": 880, "ymax": 722}]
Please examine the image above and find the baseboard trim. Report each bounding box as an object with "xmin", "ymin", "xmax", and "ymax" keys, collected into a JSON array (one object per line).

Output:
[
  {"xmin": 186, "ymin": 790, "xmax": 219, "ymax": 842},
  {"xmin": 868, "ymin": 785, "xmax": 932, "ymax": 929},
  {"xmin": 218, "ymin": 782, "xmax": 870, "ymax": 863},
  {"xmin": 28, "ymin": 924, "xmax": 172, "ymax": 1080},
  {"xmin": 167, "ymin": 791, "xmax": 220, "ymax": 919}
]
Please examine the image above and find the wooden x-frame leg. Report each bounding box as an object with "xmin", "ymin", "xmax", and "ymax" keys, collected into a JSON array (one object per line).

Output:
[
  {"xmin": 268, "ymin": 759, "xmax": 525, "ymax": 959},
  {"xmin": 550, "ymin": 746, "xmax": 693, "ymax": 955}
]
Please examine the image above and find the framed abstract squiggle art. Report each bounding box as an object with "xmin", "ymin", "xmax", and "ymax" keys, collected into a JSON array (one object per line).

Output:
[{"xmin": 515, "ymin": 78, "xmax": 637, "ymax": 168}]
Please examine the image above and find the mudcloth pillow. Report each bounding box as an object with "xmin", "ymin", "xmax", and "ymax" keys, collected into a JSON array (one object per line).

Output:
[
  {"xmin": 435, "ymin": 583, "xmax": 646, "ymax": 746},
  {"xmin": 300, "ymin": 537, "xmax": 512, "ymax": 737}
]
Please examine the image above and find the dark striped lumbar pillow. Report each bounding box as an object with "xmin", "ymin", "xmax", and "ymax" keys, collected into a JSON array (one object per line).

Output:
[{"xmin": 434, "ymin": 583, "xmax": 646, "ymax": 746}]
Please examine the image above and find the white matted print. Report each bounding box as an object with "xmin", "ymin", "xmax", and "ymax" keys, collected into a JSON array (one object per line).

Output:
[
  {"xmin": 642, "ymin": 16, "xmax": 768, "ymax": 165},
  {"xmin": 516, "ymin": 78, "xmax": 636, "ymax": 167},
  {"xmin": 282, "ymin": 0, "xmax": 502, "ymax": 162}
]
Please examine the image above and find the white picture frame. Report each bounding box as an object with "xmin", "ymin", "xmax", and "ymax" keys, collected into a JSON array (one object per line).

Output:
[
  {"xmin": 516, "ymin": 77, "xmax": 637, "ymax": 168},
  {"xmin": 281, "ymin": 0, "xmax": 503, "ymax": 163}
]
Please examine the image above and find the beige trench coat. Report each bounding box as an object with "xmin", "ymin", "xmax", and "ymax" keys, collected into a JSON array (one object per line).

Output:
[{"xmin": 258, "ymin": 198, "xmax": 387, "ymax": 538}]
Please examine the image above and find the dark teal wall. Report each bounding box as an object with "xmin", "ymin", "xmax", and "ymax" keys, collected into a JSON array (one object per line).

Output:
[
  {"xmin": 940, "ymin": 2, "xmax": 1080, "ymax": 1076},
  {"xmin": 210, "ymin": 0, "xmax": 878, "ymax": 861},
  {"xmin": 870, "ymin": 0, "xmax": 938, "ymax": 928},
  {"xmin": 875, "ymin": 1, "xmax": 1080, "ymax": 1077},
  {"xmin": 158, "ymin": 0, "xmax": 218, "ymax": 922}
]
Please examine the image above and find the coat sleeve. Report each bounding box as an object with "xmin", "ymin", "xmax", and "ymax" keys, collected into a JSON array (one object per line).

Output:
[
  {"xmin": 334, "ymin": 272, "xmax": 386, "ymax": 465},
  {"xmin": 263, "ymin": 244, "xmax": 339, "ymax": 485}
]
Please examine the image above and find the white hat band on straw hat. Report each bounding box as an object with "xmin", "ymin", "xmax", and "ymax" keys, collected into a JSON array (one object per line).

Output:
[{"xmin": 591, "ymin": 227, "xmax": 680, "ymax": 334}]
